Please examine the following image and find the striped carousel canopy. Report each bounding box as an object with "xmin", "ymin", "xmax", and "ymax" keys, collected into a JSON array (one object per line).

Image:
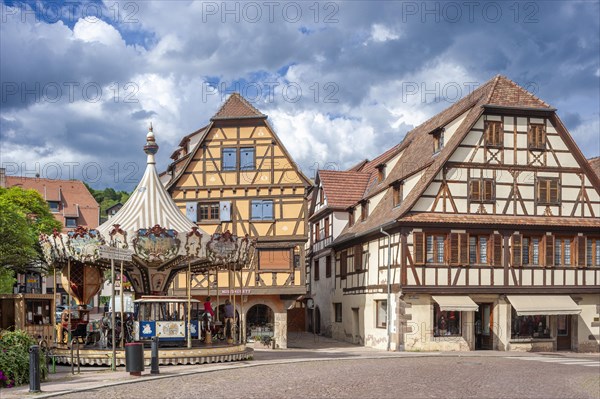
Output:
[{"xmin": 96, "ymin": 126, "xmax": 209, "ymax": 260}]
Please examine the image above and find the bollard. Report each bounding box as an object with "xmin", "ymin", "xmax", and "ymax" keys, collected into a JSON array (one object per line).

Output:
[
  {"xmin": 151, "ymin": 336, "xmax": 160, "ymax": 375},
  {"xmin": 29, "ymin": 345, "xmax": 41, "ymax": 393}
]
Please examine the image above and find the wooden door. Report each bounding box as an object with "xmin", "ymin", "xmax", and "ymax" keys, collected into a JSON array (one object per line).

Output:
[
  {"xmin": 556, "ymin": 315, "xmax": 572, "ymax": 351},
  {"xmin": 475, "ymin": 303, "xmax": 493, "ymax": 350}
]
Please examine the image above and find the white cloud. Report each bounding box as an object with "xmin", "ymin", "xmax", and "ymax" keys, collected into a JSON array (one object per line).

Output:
[
  {"xmin": 369, "ymin": 24, "xmax": 400, "ymax": 43},
  {"xmin": 73, "ymin": 17, "xmax": 124, "ymax": 47}
]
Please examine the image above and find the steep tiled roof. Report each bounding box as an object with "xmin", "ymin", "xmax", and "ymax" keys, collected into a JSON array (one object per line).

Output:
[
  {"xmin": 211, "ymin": 93, "xmax": 267, "ymax": 120},
  {"xmin": 319, "ymin": 170, "xmax": 371, "ymax": 209},
  {"xmin": 485, "ymin": 75, "xmax": 553, "ymax": 109},
  {"xmin": 5, "ymin": 176, "xmax": 99, "ymax": 231},
  {"xmin": 331, "ymin": 75, "xmax": 568, "ymax": 245},
  {"xmin": 589, "ymin": 157, "xmax": 600, "ymax": 179}
]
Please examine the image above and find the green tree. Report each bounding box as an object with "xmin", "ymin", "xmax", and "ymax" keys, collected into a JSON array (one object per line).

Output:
[
  {"xmin": 0, "ymin": 187, "xmax": 62, "ymax": 273},
  {"xmin": 0, "ymin": 268, "xmax": 16, "ymax": 294}
]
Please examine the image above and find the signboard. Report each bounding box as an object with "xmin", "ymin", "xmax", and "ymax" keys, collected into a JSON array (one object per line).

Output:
[
  {"xmin": 220, "ymin": 201, "xmax": 231, "ymax": 222},
  {"xmin": 108, "ymin": 292, "xmax": 135, "ymax": 313},
  {"xmin": 220, "ymin": 289, "xmax": 251, "ymax": 295},
  {"xmin": 99, "ymin": 246, "xmax": 134, "ymax": 261}
]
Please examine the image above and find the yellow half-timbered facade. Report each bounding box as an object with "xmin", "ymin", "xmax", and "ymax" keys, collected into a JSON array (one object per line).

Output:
[{"xmin": 163, "ymin": 94, "xmax": 312, "ymax": 348}]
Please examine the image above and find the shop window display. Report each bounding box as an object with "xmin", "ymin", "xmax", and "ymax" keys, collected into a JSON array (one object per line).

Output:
[
  {"xmin": 433, "ymin": 304, "xmax": 461, "ymax": 337},
  {"xmin": 511, "ymin": 309, "xmax": 550, "ymax": 339}
]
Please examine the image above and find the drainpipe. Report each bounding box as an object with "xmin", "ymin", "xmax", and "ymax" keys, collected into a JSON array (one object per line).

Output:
[{"xmin": 380, "ymin": 227, "xmax": 392, "ymax": 351}]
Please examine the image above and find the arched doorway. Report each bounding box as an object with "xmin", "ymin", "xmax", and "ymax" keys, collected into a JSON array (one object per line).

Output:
[
  {"xmin": 315, "ymin": 306, "xmax": 321, "ymax": 335},
  {"xmin": 246, "ymin": 304, "xmax": 274, "ymax": 341}
]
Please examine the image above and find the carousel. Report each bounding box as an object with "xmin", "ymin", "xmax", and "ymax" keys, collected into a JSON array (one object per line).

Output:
[{"xmin": 39, "ymin": 126, "xmax": 255, "ymax": 367}]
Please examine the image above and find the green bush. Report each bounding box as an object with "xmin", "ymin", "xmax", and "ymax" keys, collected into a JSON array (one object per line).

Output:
[{"xmin": 0, "ymin": 330, "xmax": 47, "ymax": 388}]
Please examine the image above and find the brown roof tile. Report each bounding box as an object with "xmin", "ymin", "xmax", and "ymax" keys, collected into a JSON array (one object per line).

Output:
[
  {"xmin": 5, "ymin": 176, "xmax": 99, "ymax": 232},
  {"xmin": 318, "ymin": 170, "xmax": 372, "ymax": 209},
  {"xmin": 486, "ymin": 75, "xmax": 553, "ymax": 109},
  {"xmin": 588, "ymin": 157, "xmax": 600, "ymax": 179},
  {"xmin": 333, "ymin": 75, "xmax": 563, "ymax": 245},
  {"xmin": 211, "ymin": 93, "xmax": 267, "ymax": 120}
]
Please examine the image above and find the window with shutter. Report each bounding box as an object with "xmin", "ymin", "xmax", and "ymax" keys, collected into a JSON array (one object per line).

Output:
[
  {"xmin": 393, "ymin": 183, "xmax": 403, "ymax": 207},
  {"xmin": 414, "ymin": 232, "xmax": 425, "ymax": 265},
  {"xmin": 484, "ymin": 179, "xmax": 494, "ymax": 202},
  {"xmin": 484, "ymin": 121, "xmax": 503, "ymax": 147},
  {"xmin": 469, "ymin": 180, "xmax": 481, "ymax": 202},
  {"xmin": 449, "ymin": 233, "xmax": 459, "ymax": 265},
  {"xmin": 340, "ymin": 250, "xmax": 348, "ymax": 279},
  {"xmin": 240, "ymin": 147, "xmax": 255, "ymax": 170},
  {"xmin": 314, "ymin": 259, "xmax": 320, "ymax": 281},
  {"xmin": 537, "ymin": 178, "xmax": 560, "ymax": 205},
  {"xmin": 493, "ymin": 233, "xmax": 502, "ymax": 266},
  {"xmin": 528, "ymin": 123, "xmax": 546, "ymax": 149},
  {"xmin": 545, "ymin": 236, "xmax": 554, "ymax": 267},
  {"xmin": 587, "ymin": 238, "xmax": 600, "ymax": 267},
  {"xmin": 325, "ymin": 256, "xmax": 332, "ymax": 277},
  {"xmin": 469, "ymin": 235, "xmax": 490, "ymax": 265},
  {"xmin": 459, "ymin": 233, "xmax": 468, "ymax": 265},
  {"xmin": 577, "ymin": 236, "xmax": 586, "ymax": 267},
  {"xmin": 251, "ymin": 200, "xmax": 263, "ymax": 220},
  {"xmin": 222, "ymin": 148, "xmax": 237, "ymax": 171},
  {"xmin": 355, "ymin": 244, "xmax": 363, "ymax": 271},
  {"xmin": 512, "ymin": 234, "xmax": 522, "ymax": 267},
  {"xmin": 324, "ymin": 218, "xmax": 330, "ymax": 238}
]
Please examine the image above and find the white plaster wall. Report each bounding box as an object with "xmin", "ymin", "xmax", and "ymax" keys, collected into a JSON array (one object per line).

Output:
[
  {"xmin": 369, "ymin": 190, "xmax": 386, "ymax": 214},
  {"xmin": 576, "ymin": 294, "xmax": 600, "ymax": 353},
  {"xmin": 332, "ymin": 211, "xmax": 348, "ymax": 238}
]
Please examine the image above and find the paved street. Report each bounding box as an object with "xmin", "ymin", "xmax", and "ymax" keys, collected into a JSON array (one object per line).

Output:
[{"xmin": 58, "ymin": 355, "xmax": 600, "ymax": 399}]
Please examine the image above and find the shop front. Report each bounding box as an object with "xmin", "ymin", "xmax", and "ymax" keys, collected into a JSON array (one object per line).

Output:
[{"xmin": 506, "ymin": 295, "xmax": 582, "ymax": 352}]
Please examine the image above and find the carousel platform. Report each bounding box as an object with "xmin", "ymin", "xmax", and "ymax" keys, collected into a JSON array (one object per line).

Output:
[{"xmin": 51, "ymin": 342, "xmax": 252, "ymax": 366}]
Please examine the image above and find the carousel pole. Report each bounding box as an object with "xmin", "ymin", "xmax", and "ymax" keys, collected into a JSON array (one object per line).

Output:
[
  {"xmin": 67, "ymin": 259, "xmax": 71, "ymax": 345},
  {"xmin": 120, "ymin": 260, "xmax": 124, "ymax": 348},
  {"xmin": 187, "ymin": 260, "xmax": 192, "ymax": 349},
  {"xmin": 53, "ymin": 266, "xmax": 57, "ymax": 345},
  {"xmin": 215, "ymin": 269, "xmax": 219, "ymax": 321},
  {"xmin": 110, "ymin": 258, "xmax": 116, "ymax": 371},
  {"xmin": 232, "ymin": 263, "xmax": 237, "ymax": 343},
  {"xmin": 233, "ymin": 269, "xmax": 241, "ymax": 343}
]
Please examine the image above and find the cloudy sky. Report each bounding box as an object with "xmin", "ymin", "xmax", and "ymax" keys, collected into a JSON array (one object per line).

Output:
[{"xmin": 1, "ymin": 0, "xmax": 599, "ymax": 190}]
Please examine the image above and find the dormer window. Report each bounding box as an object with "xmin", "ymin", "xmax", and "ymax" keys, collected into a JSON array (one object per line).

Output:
[
  {"xmin": 48, "ymin": 201, "xmax": 59, "ymax": 213},
  {"xmin": 360, "ymin": 201, "xmax": 368, "ymax": 221},
  {"xmin": 348, "ymin": 208, "xmax": 355, "ymax": 227},
  {"xmin": 376, "ymin": 164, "xmax": 386, "ymax": 182},
  {"xmin": 392, "ymin": 182, "xmax": 403, "ymax": 207},
  {"xmin": 431, "ymin": 128, "xmax": 445, "ymax": 154}
]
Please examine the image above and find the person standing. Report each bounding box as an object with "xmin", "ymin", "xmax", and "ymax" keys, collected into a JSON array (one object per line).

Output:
[{"xmin": 224, "ymin": 299, "xmax": 235, "ymax": 341}]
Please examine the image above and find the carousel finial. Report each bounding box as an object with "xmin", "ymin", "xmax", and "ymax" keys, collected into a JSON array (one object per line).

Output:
[{"xmin": 144, "ymin": 123, "xmax": 159, "ymax": 164}]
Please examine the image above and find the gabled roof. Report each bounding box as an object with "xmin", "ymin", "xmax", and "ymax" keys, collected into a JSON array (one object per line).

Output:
[
  {"xmin": 211, "ymin": 93, "xmax": 267, "ymax": 121},
  {"xmin": 589, "ymin": 157, "xmax": 600, "ymax": 179},
  {"xmin": 318, "ymin": 170, "xmax": 372, "ymax": 209},
  {"xmin": 332, "ymin": 75, "xmax": 595, "ymax": 245},
  {"xmin": 5, "ymin": 175, "xmax": 99, "ymax": 231},
  {"xmin": 166, "ymin": 93, "xmax": 311, "ymax": 190}
]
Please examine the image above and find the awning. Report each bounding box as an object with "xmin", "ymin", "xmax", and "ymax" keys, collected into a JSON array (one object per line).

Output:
[
  {"xmin": 432, "ymin": 296, "xmax": 478, "ymax": 312},
  {"xmin": 507, "ymin": 295, "xmax": 581, "ymax": 316}
]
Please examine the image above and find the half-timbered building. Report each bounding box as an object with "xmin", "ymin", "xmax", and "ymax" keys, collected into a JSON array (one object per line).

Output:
[
  {"xmin": 163, "ymin": 94, "xmax": 312, "ymax": 347},
  {"xmin": 307, "ymin": 76, "xmax": 600, "ymax": 352}
]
